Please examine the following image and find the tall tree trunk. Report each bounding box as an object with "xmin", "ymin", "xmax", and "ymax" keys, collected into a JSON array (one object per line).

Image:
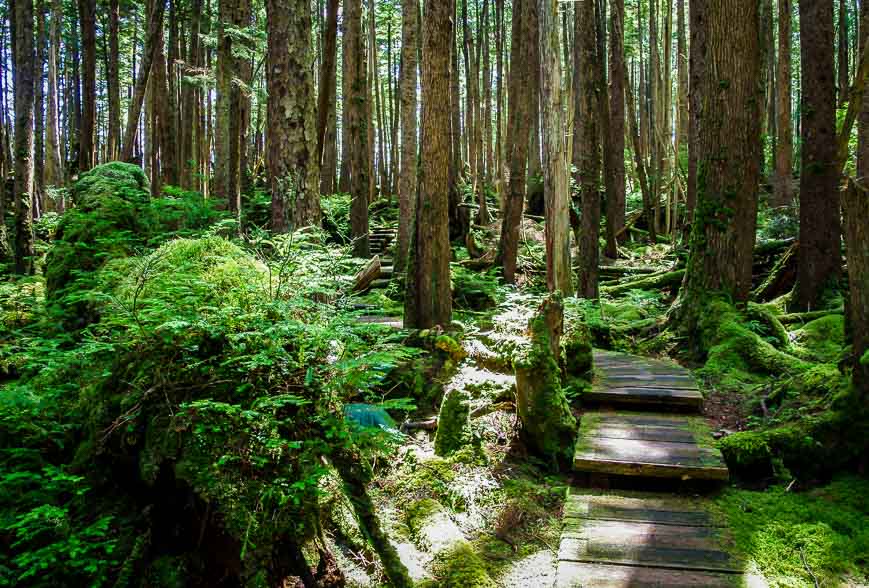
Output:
[
  {"xmin": 44, "ymin": 0, "xmax": 63, "ymax": 187},
  {"xmin": 152, "ymin": 13, "xmax": 177, "ymax": 190},
  {"xmin": 860, "ymin": 0, "xmax": 869, "ymax": 178},
  {"xmin": 266, "ymin": 0, "xmax": 320, "ymax": 232},
  {"xmin": 318, "ymin": 0, "xmax": 339, "ymax": 195},
  {"xmin": 605, "ymin": 0, "xmax": 627, "ymax": 258},
  {"xmin": 369, "ymin": 0, "xmax": 387, "ymax": 197},
  {"xmin": 540, "ymin": 0, "xmax": 571, "ymax": 295},
  {"xmin": 497, "ymin": 0, "xmax": 532, "ymax": 283},
  {"xmin": 842, "ymin": 181, "xmax": 869, "ymax": 403},
  {"xmin": 345, "ymin": 0, "xmax": 371, "ymax": 257},
  {"xmin": 481, "ymin": 0, "xmax": 493, "ymax": 188},
  {"xmin": 774, "ymin": 0, "xmax": 794, "ymax": 206},
  {"xmin": 839, "ymin": 0, "xmax": 851, "ymax": 106},
  {"xmin": 121, "ymin": 0, "xmax": 166, "ymax": 162},
  {"xmin": 77, "ymin": 0, "xmax": 96, "ymax": 171},
  {"xmin": 405, "ymin": 0, "xmax": 453, "ymax": 330},
  {"xmin": 677, "ymin": 0, "xmax": 762, "ymax": 346},
  {"xmin": 107, "ymin": 0, "xmax": 120, "ymax": 160},
  {"xmin": 12, "ymin": 0, "xmax": 36, "ymax": 274},
  {"xmin": 676, "ymin": 0, "xmax": 688, "ymax": 149},
  {"xmin": 686, "ymin": 0, "xmax": 706, "ymax": 226},
  {"xmin": 216, "ymin": 0, "xmax": 245, "ymax": 216},
  {"xmin": 180, "ymin": 0, "xmax": 202, "ymax": 188},
  {"xmin": 34, "ymin": 0, "xmax": 46, "ymax": 210},
  {"xmin": 793, "ymin": 0, "xmax": 841, "ymax": 311},
  {"xmin": 395, "ymin": 0, "xmax": 419, "ymax": 274},
  {"xmin": 574, "ymin": 0, "xmax": 600, "ymax": 298}
]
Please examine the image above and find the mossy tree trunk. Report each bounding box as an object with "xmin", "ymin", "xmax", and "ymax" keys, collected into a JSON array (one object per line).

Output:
[
  {"xmin": 266, "ymin": 0, "xmax": 320, "ymax": 233},
  {"xmin": 842, "ymin": 181, "xmax": 869, "ymax": 403},
  {"xmin": 496, "ymin": 0, "xmax": 532, "ymax": 283},
  {"xmin": 773, "ymin": 0, "xmax": 794, "ymax": 208},
  {"xmin": 793, "ymin": 0, "xmax": 841, "ymax": 311},
  {"xmin": 404, "ymin": 0, "xmax": 453, "ymax": 329},
  {"xmin": 676, "ymin": 0, "xmax": 762, "ymax": 354}
]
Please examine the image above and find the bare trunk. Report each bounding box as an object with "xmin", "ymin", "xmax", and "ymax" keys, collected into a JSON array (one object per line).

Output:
[
  {"xmin": 345, "ymin": 0, "xmax": 371, "ymax": 257},
  {"xmin": 78, "ymin": 0, "xmax": 96, "ymax": 171},
  {"xmin": 774, "ymin": 0, "xmax": 794, "ymax": 206},
  {"xmin": 395, "ymin": 0, "xmax": 419, "ymax": 274}
]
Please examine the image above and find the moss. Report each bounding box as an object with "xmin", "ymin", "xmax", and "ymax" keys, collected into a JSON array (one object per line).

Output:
[
  {"xmin": 513, "ymin": 295, "xmax": 578, "ymax": 470},
  {"xmin": 436, "ymin": 334, "xmax": 467, "ymax": 362},
  {"xmin": 792, "ymin": 314, "xmax": 846, "ymax": 363},
  {"xmin": 404, "ymin": 498, "xmax": 442, "ymax": 537},
  {"xmin": 715, "ymin": 477, "xmax": 869, "ymax": 587},
  {"xmin": 718, "ymin": 431, "xmax": 774, "ymax": 480},
  {"xmin": 561, "ymin": 320, "xmax": 593, "ymax": 378},
  {"xmin": 71, "ymin": 162, "xmax": 150, "ymax": 206},
  {"xmin": 745, "ymin": 302, "xmax": 791, "ymax": 350},
  {"xmin": 696, "ymin": 299, "xmax": 809, "ymax": 393},
  {"xmin": 432, "ymin": 543, "xmax": 497, "ymax": 588},
  {"xmin": 434, "ymin": 389, "xmax": 472, "ymax": 457}
]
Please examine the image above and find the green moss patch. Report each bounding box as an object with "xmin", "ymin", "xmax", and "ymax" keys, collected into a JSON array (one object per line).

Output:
[{"xmin": 715, "ymin": 477, "xmax": 869, "ymax": 587}]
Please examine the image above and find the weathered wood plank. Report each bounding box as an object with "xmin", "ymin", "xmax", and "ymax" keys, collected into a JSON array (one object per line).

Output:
[
  {"xmin": 600, "ymin": 375, "xmax": 699, "ymax": 389},
  {"xmin": 590, "ymin": 424, "xmax": 697, "ymax": 443},
  {"xmin": 556, "ymin": 561, "xmax": 742, "ymax": 587},
  {"xmin": 559, "ymin": 536, "xmax": 741, "ymax": 572},
  {"xmin": 584, "ymin": 387, "xmax": 703, "ymax": 411}
]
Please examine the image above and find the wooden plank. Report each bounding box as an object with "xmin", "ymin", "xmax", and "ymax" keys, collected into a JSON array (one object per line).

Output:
[
  {"xmin": 559, "ymin": 536, "xmax": 741, "ymax": 573},
  {"xmin": 588, "ymin": 413, "xmax": 699, "ymax": 428},
  {"xmin": 584, "ymin": 387, "xmax": 703, "ymax": 410},
  {"xmin": 590, "ymin": 424, "xmax": 697, "ymax": 443},
  {"xmin": 578, "ymin": 437, "xmax": 723, "ymax": 461},
  {"xmin": 600, "ymin": 375, "xmax": 699, "ymax": 390},
  {"xmin": 573, "ymin": 456, "xmax": 729, "ymax": 480},
  {"xmin": 556, "ymin": 561, "xmax": 742, "ymax": 588}
]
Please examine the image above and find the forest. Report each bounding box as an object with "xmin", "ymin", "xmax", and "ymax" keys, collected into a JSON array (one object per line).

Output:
[{"xmin": 0, "ymin": 0, "xmax": 868, "ymax": 585}]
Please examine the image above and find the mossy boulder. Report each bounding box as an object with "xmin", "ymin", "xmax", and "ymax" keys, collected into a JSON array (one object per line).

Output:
[
  {"xmin": 718, "ymin": 431, "xmax": 775, "ymax": 481},
  {"xmin": 793, "ymin": 314, "xmax": 846, "ymax": 363},
  {"xmin": 434, "ymin": 389, "xmax": 472, "ymax": 457}
]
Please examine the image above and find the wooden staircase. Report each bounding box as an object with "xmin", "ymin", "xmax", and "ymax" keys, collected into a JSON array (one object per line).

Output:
[
  {"xmin": 557, "ymin": 350, "xmax": 741, "ymax": 587},
  {"xmin": 367, "ymin": 225, "xmax": 398, "ymax": 290}
]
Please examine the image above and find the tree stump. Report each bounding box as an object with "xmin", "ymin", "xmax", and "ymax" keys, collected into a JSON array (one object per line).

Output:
[{"xmin": 513, "ymin": 293, "xmax": 578, "ymax": 470}]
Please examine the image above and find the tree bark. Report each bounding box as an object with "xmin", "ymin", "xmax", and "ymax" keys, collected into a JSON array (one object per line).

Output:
[
  {"xmin": 605, "ymin": 0, "xmax": 627, "ymax": 258},
  {"xmin": 34, "ymin": 0, "xmax": 46, "ymax": 209},
  {"xmin": 540, "ymin": 0, "xmax": 572, "ymax": 295},
  {"xmin": 77, "ymin": 0, "xmax": 96, "ymax": 172},
  {"xmin": 316, "ymin": 0, "xmax": 339, "ymax": 187},
  {"xmin": 677, "ymin": 0, "xmax": 762, "ymax": 346},
  {"xmin": 860, "ymin": 0, "xmax": 869, "ymax": 179},
  {"xmin": 793, "ymin": 0, "xmax": 841, "ymax": 311},
  {"xmin": 266, "ymin": 0, "xmax": 320, "ymax": 232},
  {"xmin": 345, "ymin": 0, "xmax": 371, "ymax": 258},
  {"xmin": 44, "ymin": 0, "xmax": 63, "ymax": 187},
  {"xmin": 404, "ymin": 0, "xmax": 453, "ymax": 329},
  {"xmin": 573, "ymin": 0, "xmax": 599, "ymax": 298},
  {"xmin": 686, "ymin": 0, "xmax": 706, "ymax": 227},
  {"xmin": 839, "ymin": 0, "xmax": 851, "ymax": 106},
  {"xmin": 395, "ymin": 0, "xmax": 419, "ymax": 274},
  {"xmin": 842, "ymin": 181, "xmax": 869, "ymax": 403},
  {"xmin": 107, "ymin": 0, "xmax": 121, "ymax": 160},
  {"xmin": 121, "ymin": 0, "xmax": 166, "ymax": 163},
  {"xmin": 497, "ymin": 0, "xmax": 532, "ymax": 283},
  {"xmin": 774, "ymin": 0, "xmax": 794, "ymax": 207},
  {"xmin": 12, "ymin": 0, "xmax": 36, "ymax": 274}
]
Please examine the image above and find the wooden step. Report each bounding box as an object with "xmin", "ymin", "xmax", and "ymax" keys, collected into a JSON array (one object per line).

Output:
[
  {"xmin": 573, "ymin": 412, "xmax": 728, "ymax": 481},
  {"xmin": 556, "ymin": 562, "xmax": 742, "ymax": 587},
  {"xmin": 558, "ymin": 491, "xmax": 743, "ymax": 586},
  {"xmin": 584, "ymin": 387, "xmax": 704, "ymax": 411}
]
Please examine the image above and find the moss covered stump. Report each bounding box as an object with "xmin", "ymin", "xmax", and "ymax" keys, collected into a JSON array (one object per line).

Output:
[
  {"xmin": 513, "ymin": 293, "xmax": 578, "ymax": 470},
  {"xmin": 434, "ymin": 388, "xmax": 473, "ymax": 456}
]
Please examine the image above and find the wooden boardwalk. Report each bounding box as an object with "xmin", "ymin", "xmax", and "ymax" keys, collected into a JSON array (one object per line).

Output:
[{"xmin": 558, "ymin": 350, "xmax": 740, "ymax": 587}]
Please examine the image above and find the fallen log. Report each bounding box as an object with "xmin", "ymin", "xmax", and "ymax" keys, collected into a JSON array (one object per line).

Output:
[
  {"xmin": 352, "ymin": 256, "xmax": 382, "ymax": 292},
  {"xmin": 601, "ymin": 269, "xmax": 686, "ymax": 297},
  {"xmin": 752, "ymin": 242, "xmax": 798, "ymax": 302}
]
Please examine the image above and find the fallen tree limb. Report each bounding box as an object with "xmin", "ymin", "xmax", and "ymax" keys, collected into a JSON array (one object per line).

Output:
[
  {"xmin": 352, "ymin": 256, "xmax": 382, "ymax": 292},
  {"xmin": 601, "ymin": 269, "xmax": 685, "ymax": 297},
  {"xmin": 752, "ymin": 242, "xmax": 798, "ymax": 302},
  {"xmin": 778, "ymin": 308, "xmax": 844, "ymax": 325}
]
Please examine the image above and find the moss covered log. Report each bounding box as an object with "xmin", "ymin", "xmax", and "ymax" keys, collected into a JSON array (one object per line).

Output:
[
  {"xmin": 434, "ymin": 389, "xmax": 472, "ymax": 456},
  {"xmin": 601, "ymin": 269, "xmax": 685, "ymax": 296}
]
